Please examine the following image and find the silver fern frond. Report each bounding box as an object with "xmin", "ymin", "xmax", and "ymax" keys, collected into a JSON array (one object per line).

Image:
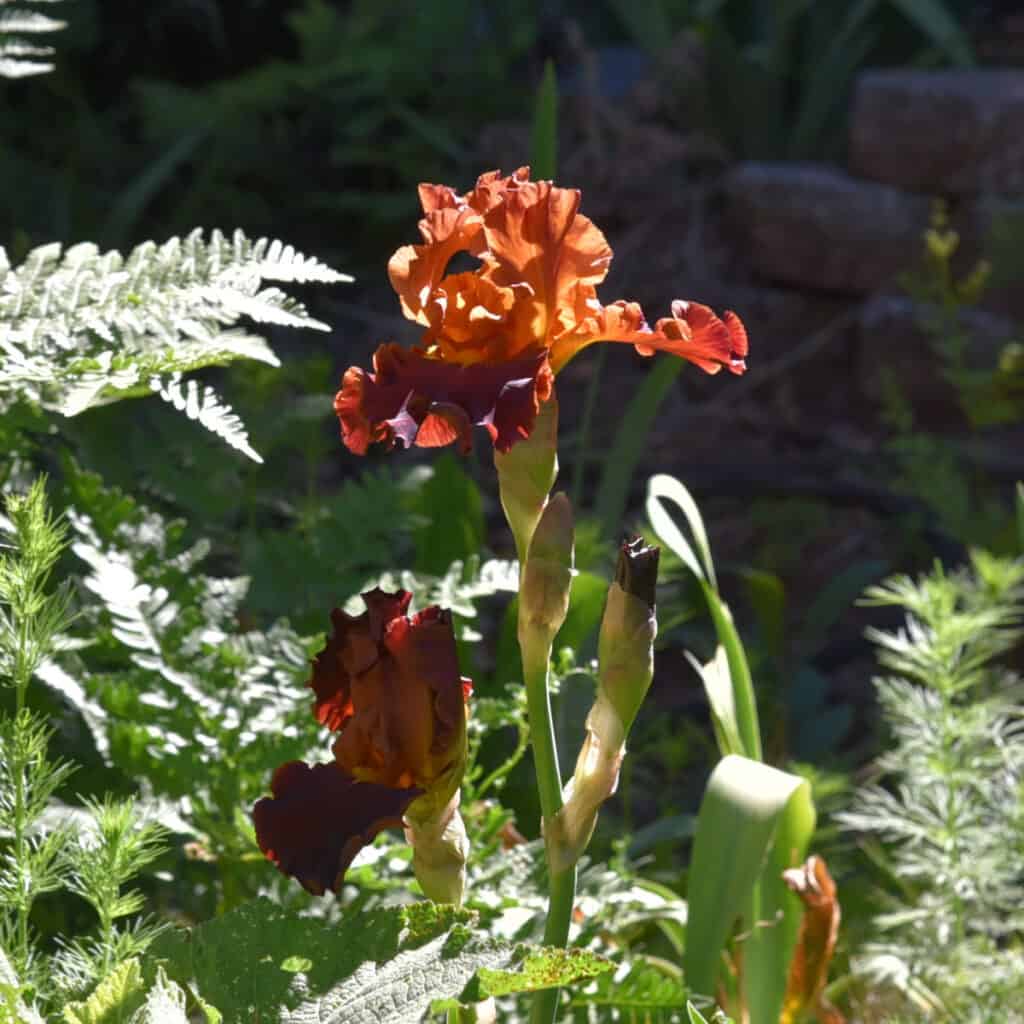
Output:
[
  {"xmin": 0, "ymin": 228, "xmax": 350, "ymax": 458},
  {"xmin": 150, "ymin": 373, "xmax": 261, "ymax": 463},
  {"xmin": 0, "ymin": 0, "xmax": 65, "ymax": 78}
]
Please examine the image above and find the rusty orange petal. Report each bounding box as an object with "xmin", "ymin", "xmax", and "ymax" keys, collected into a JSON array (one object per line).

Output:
[
  {"xmin": 388, "ymin": 206, "xmax": 484, "ymax": 324},
  {"xmin": 421, "ymin": 272, "xmax": 520, "ymax": 362},
  {"xmin": 335, "ymin": 343, "xmax": 553, "ymax": 455},
  {"xmin": 333, "ymin": 603, "xmax": 466, "ymax": 790},
  {"xmin": 780, "ymin": 855, "xmax": 845, "ymax": 1024},
  {"xmin": 480, "ymin": 180, "xmax": 612, "ymax": 346},
  {"xmin": 551, "ymin": 292, "xmax": 748, "ymax": 375}
]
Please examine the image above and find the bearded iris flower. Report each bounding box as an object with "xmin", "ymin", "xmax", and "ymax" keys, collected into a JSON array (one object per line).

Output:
[
  {"xmin": 253, "ymin": 589, "xmax": 471, "ymax": 897},
  {"xmin": 335, "ymin": 167, "xmax": 748, "ymax": 456}
]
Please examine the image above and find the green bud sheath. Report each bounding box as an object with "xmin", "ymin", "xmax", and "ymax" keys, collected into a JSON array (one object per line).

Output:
[
  {"xmin": 405, "ymin": 794, "xmax": 469, "ymax": 907},
  {"xmin": 598, "ymin": 538, "xmax": 659, "ymax": 736},
  {"xmin": 549, "ymin": 539, "xmax": 659, "ymax": 872},
  {"xmin": 495, "ymin": 394, "xmax": 559, "ymax": 565},
  {"xmin": 519, "ymin": 492, "xmax": 575, "ymax": 644}
]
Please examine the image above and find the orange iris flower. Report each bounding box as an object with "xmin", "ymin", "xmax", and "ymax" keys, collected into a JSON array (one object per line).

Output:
[{"xmin": 336, "ymin": 167, "xmax": 747, "ymax": 455}]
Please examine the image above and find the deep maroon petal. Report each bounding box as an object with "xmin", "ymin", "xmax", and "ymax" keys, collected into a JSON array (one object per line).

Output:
[
  {"xmin": 253, "ymin": 760, "xmax": 420, "ymax": 896},
  {"xmin": 334, "ymin": 344, "xmax": 553, "ymax": 456}
]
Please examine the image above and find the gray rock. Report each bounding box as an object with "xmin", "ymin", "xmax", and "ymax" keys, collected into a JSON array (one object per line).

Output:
[
  {"xmin": 724, "ymin": 162, "xmax": 930, "ymax": 293},
  {"xmin": 850, "ymin": 70, "xmax": 1024, "ymax": 194}
]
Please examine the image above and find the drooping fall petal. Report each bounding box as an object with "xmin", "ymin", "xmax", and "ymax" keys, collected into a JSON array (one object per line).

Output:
[
  {"xmin": 252, "ymin": 760, "xmax": 419, "ymax": 896},
  {"xmin": 335, "ymin": 343, "xmax": 553, "ymax": 455},
  {"xmin": 780, "ymin": 855, "xmax": 845, "ymax": 1024}
]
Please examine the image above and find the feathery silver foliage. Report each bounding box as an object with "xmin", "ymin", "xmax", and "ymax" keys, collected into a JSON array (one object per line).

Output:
[
  {"xmin": 0, "ymin": 229, "xmax": 350, "ymax": 459},
  {"xmin": 839, "ymin": 552, "xmax": 1024, "ymax": 1020},
  {"xmin": 0, "ymin": 0, "xmax": 65, "ymax": 78}
]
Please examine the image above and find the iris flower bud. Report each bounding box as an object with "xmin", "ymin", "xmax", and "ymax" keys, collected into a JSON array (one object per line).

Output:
[{"xmin": 548, "ymin": 539, "xmax": 659, "ymax": 873}]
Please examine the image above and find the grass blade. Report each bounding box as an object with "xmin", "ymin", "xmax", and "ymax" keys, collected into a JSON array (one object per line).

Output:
[
  {"xmin": 530, "ymin": 59, "xmax": 558, "ymax": 180},
  {"xmin": 645, "ymin": 471, "xmax": 714, "ymax": 587}
]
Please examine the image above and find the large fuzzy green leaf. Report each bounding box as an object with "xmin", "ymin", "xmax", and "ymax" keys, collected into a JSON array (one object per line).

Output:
[{"xmin": 149, "ymin": 897, "xmax": 609, "ymax": 1023}]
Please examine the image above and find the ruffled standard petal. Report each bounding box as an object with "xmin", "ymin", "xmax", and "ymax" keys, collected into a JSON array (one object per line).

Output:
[
  {"xmin": 480, "ymin": 180, "xmax": 612, "ymax": 346},
  {"xmin": 253, "ymin": 760, "xmax": 419, "ymax": 896},
  {"xmin": 551, "ymin": 292, "xmax": 748, "ymax": 375},
  {"xmin": 388, "ymin": 206, "xmax": 484, "ymax": 324},
  {"xmin": 388, "ymin": 169, "xmax": 533, "ymax": 325},
  {"xmin": 335, "ymin": 344, "xmax": 554, "ymax": 455},
  {"xmin": 384, "ymin": 606, "xmax": 467, "ymax": 761},
  {"xmin": 309, "ymin": 591, "xmax": 413, "ymax": 732},
  {"xmin": 421, "ymin": 272, "xmax": 518, "ymax": 362}
]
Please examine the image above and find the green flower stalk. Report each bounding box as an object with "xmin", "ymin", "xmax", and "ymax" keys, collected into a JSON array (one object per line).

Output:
[
  {"xmin": 550, "ymin": 538, "xmax": 658, "ymax": 874},
  {"xmin": 515, "ymin": 493, "xmax": 576, "ymax": 1024}
]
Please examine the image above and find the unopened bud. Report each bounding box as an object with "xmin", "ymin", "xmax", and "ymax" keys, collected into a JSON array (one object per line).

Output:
[
  {"xmin": 518, "ymin": 492, "xmax": 574, "ymax": 643},
  {"xmin": 547, "ymin": 694, "xmax": 624, "ymax": 874},
  {"xmin": 547, "ymin": 539, "xmax": 659, "ymax": 872},
  {"xmin": 598, "ymin": 538, "xmax": 659, "ymax": 735}
]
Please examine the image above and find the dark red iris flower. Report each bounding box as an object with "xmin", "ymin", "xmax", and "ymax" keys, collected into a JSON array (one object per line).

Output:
[
  {"xmin": 253, "ymin": 589, "xmax": 471, "ymax": 896},
  {"xmin": 335, "ymin": 167, "xmax": 747, "ymax": 456}
]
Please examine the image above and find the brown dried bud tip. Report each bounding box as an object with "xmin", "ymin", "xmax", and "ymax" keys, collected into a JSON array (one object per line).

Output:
[{"xmin": 615, "ymin": 537, "xmax": 660, "ymax": 610}]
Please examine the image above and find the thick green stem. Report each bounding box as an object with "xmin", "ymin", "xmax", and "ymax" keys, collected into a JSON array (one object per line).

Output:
[
  {"xmin": 521, "ymin": 634, "xmax": 577, "ymax": 1024},
  {"xmin": 523, "ymin": 643, "xmax": 564, "ymax": 821}
]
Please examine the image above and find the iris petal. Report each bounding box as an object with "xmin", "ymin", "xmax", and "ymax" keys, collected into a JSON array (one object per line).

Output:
[
  {"xmin": 335, "ymin": 344, "xmax": 553, "ymax": 455},
  {"xmin": 253, "ymin": 760, "xmax": 420, "ymax": 896}
]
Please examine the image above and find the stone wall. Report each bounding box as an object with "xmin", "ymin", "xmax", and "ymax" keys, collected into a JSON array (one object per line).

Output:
[{"xmin": 722, "ymin": 69, "xmax": 1023, "ymax": 425}]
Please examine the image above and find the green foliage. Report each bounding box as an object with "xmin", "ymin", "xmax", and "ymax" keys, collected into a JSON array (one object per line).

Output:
[
  {"xmin": 409, "ymin": 454, "xmax": 486, "ymax": 578},
  {"xmin": 594, "ymin": 358, "xmax": 685, "ymax": 541},
  {"xmin": 900, "ymin": 204, "xmax": 1023, "ymax": 430},
  {"xmin": 55, "ymin": 798, "xmax": 169, "ymax": 998},
  {"xmin": 0, "ymin": 482, "xmax": 172, "ymax": 1017},
  {"xmin": 0, "ymin": 0, "xmax": 65, "ymax": 79},
  {"xmin": 148, "ymin": 896, "xmax": 608, "ymax": 1022},
  {"xmin": 58, "ymin": 473, "xmax": 321, "ymax": 868},
  {"xmin": 840, "ymin": 554, "xmax": 1024, "ymax": 1019},
  {"xmin": 647, "ymin": 473, "xmax": 761, "ymax": 760},
  {"xmin": 0, "ymin": 231, "xmax": 348, "ymax": 460},
  {"xmin": 0, "ymin": 480, "xmax": 77, "ymax": 1000},
  {"xmin": 886, "ymin": 206, "xmax": 1024, "ymax": 552},
  {"xmin": 570, "ymin": 958, "xmax": 691, "ymax": 1022},
  {"xmin": 61, "ymin": 958, "xmax": 147, "ymax": 1024},
  {"xmin": 684, "ymin": 756, "xmax": 814, "ymax": 1024}
]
